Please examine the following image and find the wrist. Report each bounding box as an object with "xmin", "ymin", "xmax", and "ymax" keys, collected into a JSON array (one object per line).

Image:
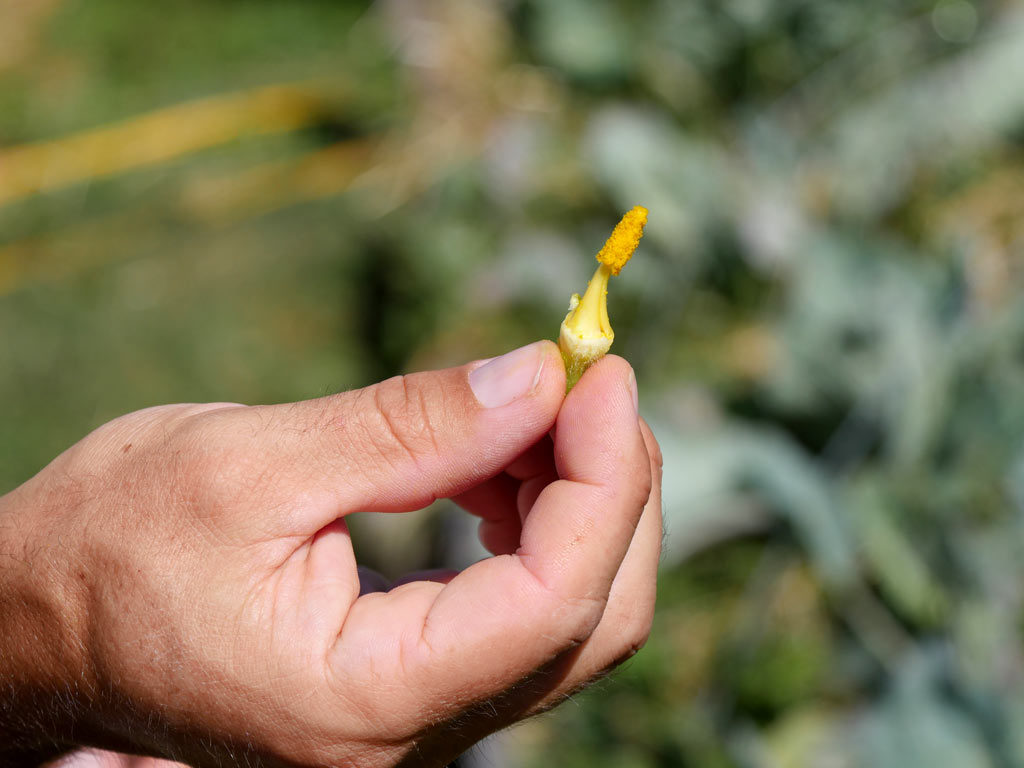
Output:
[{"xmin": 0, "ymin": 483, "xmax": 92, "ymax": 763}]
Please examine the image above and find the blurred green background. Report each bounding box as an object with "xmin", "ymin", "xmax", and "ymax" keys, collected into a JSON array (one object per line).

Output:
[{"xmin": 4, "ymin": 0, "xmax": 1024, "ymax": 765}]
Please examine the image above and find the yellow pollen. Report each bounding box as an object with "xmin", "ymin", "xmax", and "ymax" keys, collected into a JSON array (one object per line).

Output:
[{"xmin": 595, "ymin": 205, "xmax": 648, "ymax": 275}]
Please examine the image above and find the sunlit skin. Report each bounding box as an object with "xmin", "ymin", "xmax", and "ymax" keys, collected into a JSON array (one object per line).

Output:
[{"xmin": 0, "ymin": 342, "xmax": 661, "ymax": 768}]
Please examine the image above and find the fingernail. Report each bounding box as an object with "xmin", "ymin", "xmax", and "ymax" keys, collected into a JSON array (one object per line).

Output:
[
  {"xmin": 469, "ymin": 342, "xmax": 546, "ymax": 408},
  {"xmin": 627, "ymin": 369, "xmax": 639, "ymax": 416}
]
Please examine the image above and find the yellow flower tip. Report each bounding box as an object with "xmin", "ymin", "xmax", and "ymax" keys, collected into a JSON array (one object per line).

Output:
[
  {"xmin": 558, "ymin": 206, "xmax": 649, "ymax": 390},
  {"xmin": 595, "ymin": 205, "xmax": 648, "ymax": 276}
]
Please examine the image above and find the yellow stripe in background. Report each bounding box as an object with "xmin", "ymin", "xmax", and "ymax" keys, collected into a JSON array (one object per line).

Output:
[{"xmin": 0, "ymin": 84, "xmax": 323, "ymax": 207}]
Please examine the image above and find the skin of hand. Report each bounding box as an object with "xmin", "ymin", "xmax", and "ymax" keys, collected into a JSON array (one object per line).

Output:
[{"xmin": 0, "ymin": 340, "xmax": 662, "ymax": 768}]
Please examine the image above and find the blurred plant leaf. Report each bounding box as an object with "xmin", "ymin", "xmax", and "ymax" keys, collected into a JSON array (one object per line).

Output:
[
  {"xmin": 849, "ymin": 648, "xmax": 993, "ymax": 768},
  {"xmin": 657, "ymin": 419, "xmax": 857, "ymax": 589}
]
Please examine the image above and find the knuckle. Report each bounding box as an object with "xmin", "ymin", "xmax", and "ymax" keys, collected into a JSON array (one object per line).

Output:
[
  {"xmin": 617, "ymin": 600, "xmax": 655, "ymax": 659},
  {"xmin": 621, "ymin": 616, "xmax": 653, "ymax": 658},
  {"xmin": 560, "ymin": 594, "xmax": 609, "ymax": 644},
  {"xmin": 599, "ymin": 589, "xmax": 656, "ymax": 666},
  {"xmin": 355, "ymin": 375, "xmax": 444, "ymax": 467},
  {"xmin": 533, "ymin": 580, "xmax": 608, "ymax": 649},
  {"xmin": 169, "ymin": 413, "xmax": 251, "ymax": 511},
  {"xmin": 592, "ymin": 622, "xmax": 652, "ymax": 676}
]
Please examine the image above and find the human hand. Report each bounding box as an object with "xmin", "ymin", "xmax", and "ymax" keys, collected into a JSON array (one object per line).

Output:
[{"xmin": 0, "ymin": 340, "xmax": 661, "ymax": 767}]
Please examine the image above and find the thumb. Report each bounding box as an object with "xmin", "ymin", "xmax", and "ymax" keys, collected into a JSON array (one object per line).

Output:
[{"xmin": 245, "ymin": 340, "xmax": 566, "ymax": 531}]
